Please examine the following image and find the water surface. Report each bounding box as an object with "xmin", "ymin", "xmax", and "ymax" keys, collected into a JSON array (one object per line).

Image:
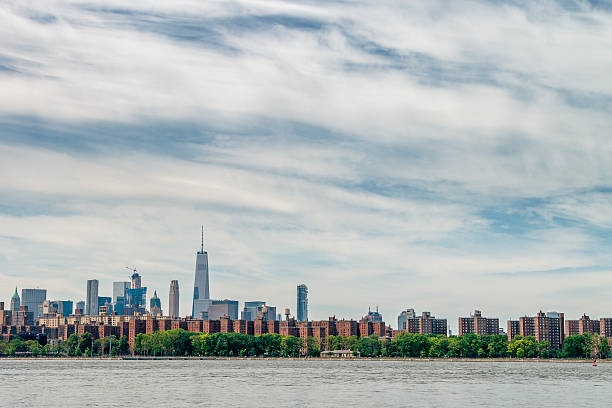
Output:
[{"xmin": 1, "ymin": 359, "xmax": 606, "ymax": 407}]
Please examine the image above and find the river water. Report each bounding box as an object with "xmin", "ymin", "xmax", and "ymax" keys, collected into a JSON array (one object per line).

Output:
[{"xmin": 0, "ymin": 359, "xmax": 607, "ymax": 407}]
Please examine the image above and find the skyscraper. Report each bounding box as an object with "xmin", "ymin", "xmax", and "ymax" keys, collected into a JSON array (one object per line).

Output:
[
  {"xmin": 398, "ymin": 308, "xmax": 416, "ymax": 330},
  {"xmin": 113, "ymin": 281, "xmax": 131, "ymax": 315},
  {"xmin": 207, "ymin": 299, "xmax": 239, "ymax": 320},
  {"xmin": 22, "ymin": 288, "xmax": 47, "ymax": 319},
  {"xmin": 131, "ymin": 270, "xmax": 142, "ymax": 289},
  {"xmin": 297, "ymin": 284, "xmax": 308, "ymax": 322},
  {"xmin": 192, "ymin": 226, "xmax": 210, "ymax": 317},
  {"xmin": 57, "ymin": 300, "xmax": 73, "ymax": 317},
  {"xmin": 125, "ymin": 270, "xmax": 147, "ymax": 315},
  {"xmin": 113, "ymin": 281, "xmax": 131, "ymax": 302},
  {"xmin": 364, "ymin": 306, "xmax": 383, "ymax": 323},
  {"xmin": 150, "ymin": 290, "xmax": 162, "ymax": 315},
  {"xmin": 242, "ymin": 301, "xmax": 266, "ymax": 321},
  {"xmin": 10, "ymin": 287, "xmax": 20, "ymax": 312},
  {"xmin": 169, "ymin": 280, "xmax": 179, "ymax": 318},
  {"xmin": 41, "ymin": 300, "xmax": 73, "ymax": 317},
  {"xmin": 86, "ymin": 279, "xmax": 99, "ymax": 316},
  {"xmin": 98, "ymin": 296, "xmax": 112, "ymax": 310}
]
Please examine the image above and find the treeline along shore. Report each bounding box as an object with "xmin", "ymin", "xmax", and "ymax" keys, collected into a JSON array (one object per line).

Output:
[{"xmin": 0, "ymin": 330, "xmax": 609, "ymax": 359}]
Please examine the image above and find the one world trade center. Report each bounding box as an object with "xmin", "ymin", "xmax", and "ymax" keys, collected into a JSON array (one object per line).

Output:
[{"xmin": 192, "ymin": 225, "xmax": 211, "ymax": 317}]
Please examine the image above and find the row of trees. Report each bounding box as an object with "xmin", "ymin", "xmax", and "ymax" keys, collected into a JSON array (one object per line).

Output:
[
  {"xmin": 347, "ymin": 333, "xmax": 610, "ymax": 359},
  {"xmin": 133, "ymin": 332, "xmax": 311, "ymax": 357},
  {"xmin": 111, "ymin": 331, "xmax": 612, "ymax": 359},
  {"xmin": 0, "ymin": 330, "xmax": 608, "ymax": 359},
  {"xmin": 61, "ymin": 333, "xmax": 130, "ymax": 356},
  {"xmin": 0, "ymin": 333, "xmax": 130, "ymax": 357}
]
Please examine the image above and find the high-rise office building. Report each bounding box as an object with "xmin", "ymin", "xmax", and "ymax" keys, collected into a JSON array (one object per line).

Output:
[
  {"xmin": 113, "ymin": 281, "xmax": 130, "ymax": 302},
  {"xmin": 22, "ymin": 288, "xmax": 47, "ymax": 319},
  {"xmin": 398, "ymin": 309, "xmax": 416, "ymax": 330},
  {"xmin": 297, "ymin": 284, "xmax": 308, "ymax": 322},
  {"xmin": 363, "ymin": 306, "xmax": 383, "ymax": 323},
  {"xmin": 41, "ymin": 300, "xmax": 73, "ymax": 317},
  {"xmin": 60, "ymin": 300, "xmax": 73, "ymax": 316},
  {"xmin": 169, "ymin": 280, "xmax": 179, "ymax": 318},
  {"xmin": 86, "ymin": 279, "xmax": 99, "ymax": 316},
  {"xmin": 192, "ymin": 226, "xmax": 210, "ymax": 318},
  {"xmin": 256, "ymin": 305, "xmax": 277, "ymax": 321},
  {"xmin": 242, "ymin": 301, "xmax": 266, "ymax": 321},
  {"xmin": 10, "ymin": 287, "xmax": 20, "ymax": 312},
  {"xmin": 98, "ymin": 296, "xmax": 111, "ymax": 306},
  {"xmin": 124, "ymin": 269, "xmax": 147, "ymax": 314},
  {"xmin": 131, "ymin": 270, "xmax": 142, "ymax": 289},
  {"xmin": 125, "ymin": 288, "xmax": 147, "ymax": 314},
  {"xmin": 150, "ymin": 290, "xmax": 162, "ymax": 315},
  {"xmin": 113, "ymin": 281, "xmax": 130, "ymax": 315},
  {"xmin": 207, "ymin": 299, "xmax": 239, "ymax": 320},
  {"xmin": 98, "ymin": 296, "xmax": 112, "ymax": 311}
]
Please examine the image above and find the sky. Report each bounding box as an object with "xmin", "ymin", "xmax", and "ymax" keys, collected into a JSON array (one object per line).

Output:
[{"xmin": 2, "ymin": 0, "xmax": 612, "ymax": 331}]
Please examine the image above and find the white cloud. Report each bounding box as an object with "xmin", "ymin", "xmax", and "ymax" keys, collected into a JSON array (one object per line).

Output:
[{"xmin": 2, "ymin": 0, "xmax": 612, "ymax": 328}]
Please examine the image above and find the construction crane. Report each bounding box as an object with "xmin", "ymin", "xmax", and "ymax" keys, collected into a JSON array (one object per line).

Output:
[{"xmin": 125, "ymin": 266, "xmax": 137, "ymax": 274}]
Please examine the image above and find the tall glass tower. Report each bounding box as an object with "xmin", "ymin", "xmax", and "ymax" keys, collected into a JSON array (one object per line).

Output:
[
  {"xmin": 169, "ymin": 280, "xmax": 180, "ymax": 318},
  {"xmin": 192, "ymin": 226, "xmax": 210, "ymax": 317},
  {"xmin": 297, "ymin": 284, "xmax": 308, "ymax": 322},
  {"xmin": 22, "ymin": 288, "xmax": 47, "ymax": 318},
  {"xmin": 86, "ymin": 280, "xmax": 99, "ymax": 316}
]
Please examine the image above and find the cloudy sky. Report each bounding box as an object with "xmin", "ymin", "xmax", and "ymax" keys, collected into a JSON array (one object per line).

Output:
[{"xmin": 2, "ymin": 0, "xmax": 612, "ymax": 330}]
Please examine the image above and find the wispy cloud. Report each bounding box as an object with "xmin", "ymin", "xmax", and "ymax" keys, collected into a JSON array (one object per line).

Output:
[
  {"xmin": 491, "ymin": 265, "xmax": 611, "ymax": 277},
  {"xmin": 1, "ymin": 0, "xmax": 612, "ymax": 328}
]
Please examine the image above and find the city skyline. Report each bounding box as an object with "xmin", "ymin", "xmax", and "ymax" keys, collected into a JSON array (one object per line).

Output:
[
  {"xmin": 4, "ymin": 225, "xmax": 612, "ymax": 332},
  {"xmin": 5, "ymin": 276, "xmax": 612, "ymax": 333},
  {"xmin": 2, "ymin": 1, "xmax": 612, "ymax": 330},
  {"xmin": 6, "ymin": 223, "xmax": 612, "ymax": 332}
]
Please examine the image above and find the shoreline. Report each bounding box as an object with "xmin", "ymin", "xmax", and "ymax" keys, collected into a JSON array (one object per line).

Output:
[{"xmin": 0, "ymin": 356, "xmax": 606, "ymax": 363}]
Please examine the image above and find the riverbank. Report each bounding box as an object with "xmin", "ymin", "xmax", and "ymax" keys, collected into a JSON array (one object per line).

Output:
[{"xmin": 0, "ymin": 356, "xmax": 607, "ymax": 363}]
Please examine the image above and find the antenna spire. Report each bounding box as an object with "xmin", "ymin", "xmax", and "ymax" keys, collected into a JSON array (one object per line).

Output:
[{"xmin": 201, "ymin": 225, "xmax": 204, "ymax": 252}]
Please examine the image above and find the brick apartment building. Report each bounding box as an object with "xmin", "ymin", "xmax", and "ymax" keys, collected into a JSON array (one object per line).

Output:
[
  {"xmin": 312, "ymin": 318, "xmax": 338, "ymax": 338},
  {"xmin": 187, "ymin": 320, "xmax": 203, "ymax": 333},
  {"xmin": 220, "ymin": 316, "xmax": 233, "ymax": 333},
  {"xmin": 336, "ymin": 320, "xmax": 359, "ymax": 337},
  {"xmin": 203, "ymin": 319, "xmax": 221, "ymax": 334},
  {"xmin": 128, "ymin": 319, "xmax": 146, "ymax": 349},
  {"xmin": 458, "ymin": 310, "xmax": 499, "ymax": 336},
  {"xmin": 565, "ymin": 319, "xmax": 579, "ymax": 337},
  {"xmin": 401, "ymin": 312, "xmax": 447, "ymax": 336},
  {"xmin": 280, "ymin": 319, "xmax": 299, "ymax": 337},
  {"xmin": 233, "ymin": 319, "xmax": 254, "ymax": 335},
  {"xmin": 507, "ymin": 311, "xmax": 565, "ymax": 349},
  {"xmin": 171, "ymin": 319, "xmax": 187, "ymax": 331},
  {"xmin": 565, "ymin": 314, "xmax": 600, "ymax": 337}
]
